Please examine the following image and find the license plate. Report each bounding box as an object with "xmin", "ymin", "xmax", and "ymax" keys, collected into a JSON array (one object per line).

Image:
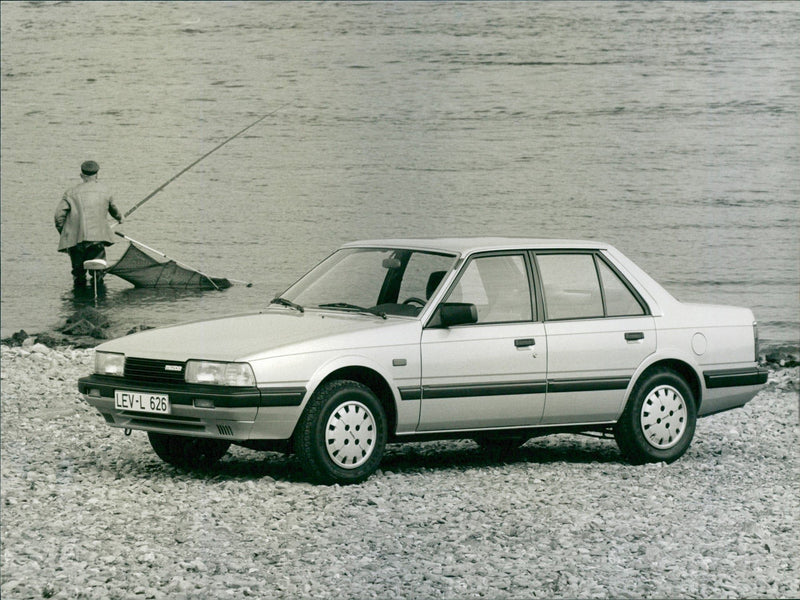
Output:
[{"xmin": 115, "ymin": 390, "xmax": 171, "ymax": 414}]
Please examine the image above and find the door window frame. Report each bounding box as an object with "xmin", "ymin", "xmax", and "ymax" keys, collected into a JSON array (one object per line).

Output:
[
  {"xmin": 425, "ymin": 251, "xmax": 538, "ymax": 328},
  {"xmin": 530, "ymin": 250, "xmax": 651, "ymax": 322}
]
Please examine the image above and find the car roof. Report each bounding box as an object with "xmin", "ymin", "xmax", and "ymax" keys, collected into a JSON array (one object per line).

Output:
[{"xmin": 342, "ymin": 237, "xmax": 612, "ymax": 256}]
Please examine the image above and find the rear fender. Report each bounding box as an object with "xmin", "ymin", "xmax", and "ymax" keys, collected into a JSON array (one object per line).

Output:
[{"xmin": 620, "ymin": 350, "xmax": 704, "ymax": 418}]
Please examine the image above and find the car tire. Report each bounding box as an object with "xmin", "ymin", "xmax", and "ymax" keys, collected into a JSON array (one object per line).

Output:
[
  {"xmin": 295, "ymin": 380, "xmax": 387, "ymax": 485},
  {"xmin": 147, "ymin": 432, "xmax": 231, "ymax": 470},
  {"xmin": 473, "ymin": 434, "xmax": 528, "ymax": 457},
  {"xmin": 614, "ymin": 368, "xmax": 697, "ymax": 465}
]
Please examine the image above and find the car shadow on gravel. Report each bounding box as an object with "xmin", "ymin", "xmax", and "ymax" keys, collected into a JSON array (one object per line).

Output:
[
  {"xmin": 121, "ymin": 435, "xmax": 624, "ymax": 483},
  {"xmin": 134, "ymin": 450, "xmax": 307, "ymax": 482},
  {"xmin": 379, "ymin": 437, "xmax": 622, "ymax": 476}
]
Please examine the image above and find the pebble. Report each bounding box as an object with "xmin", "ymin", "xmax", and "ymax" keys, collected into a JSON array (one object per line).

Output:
[{"xmin": 1, "ymin": 345, "xmax": 798, "ymax": 599}]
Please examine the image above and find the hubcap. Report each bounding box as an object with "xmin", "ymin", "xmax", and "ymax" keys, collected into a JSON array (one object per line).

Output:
[
  {"xmin": 325, "ymin": 401, "xmax": 377, "ymax": 469},
  {"xmin": 640, "ymin": 385, "xmax": 687, "ymax": 450}
]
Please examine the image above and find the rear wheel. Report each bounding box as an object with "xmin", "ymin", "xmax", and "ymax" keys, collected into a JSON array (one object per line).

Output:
[
  {"xmin": 147, "ymin": 432, "xmax": 230, "ymax": 469},
  {"xmin": 295, "ymin": 380, "xmax": 387, "ymax": 485},
  {"xmin": 614, "ymin": 369, "xmax": 696, "ymax": 464}
]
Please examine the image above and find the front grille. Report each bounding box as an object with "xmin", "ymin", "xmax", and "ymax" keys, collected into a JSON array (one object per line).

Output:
[{"xmin": 124, "ymin": 357, "xmax": 186, "ymax": 384}]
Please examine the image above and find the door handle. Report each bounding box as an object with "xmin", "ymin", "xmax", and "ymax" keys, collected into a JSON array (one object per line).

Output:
[
  {"xmin": 514, "ymin": 338, "xmax": 536, "ymax": 348},
  {"xmin": 625, "ymin": 332, "xmax": 644, "ymax": 341}
]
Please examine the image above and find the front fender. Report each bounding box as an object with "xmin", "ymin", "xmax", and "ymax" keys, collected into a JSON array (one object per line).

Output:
[
  {"xmin": 300, "ymin": 353, "xmax": 422, "ymax": 435},
  {"xmin": 303, "ymin": 353, "xmax": 402, "ymax": 409}
]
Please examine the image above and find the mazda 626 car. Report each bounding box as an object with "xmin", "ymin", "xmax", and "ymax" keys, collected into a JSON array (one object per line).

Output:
[{"xmin": 78, "ymin": 238, "xmax": 768, "ymax": 484}]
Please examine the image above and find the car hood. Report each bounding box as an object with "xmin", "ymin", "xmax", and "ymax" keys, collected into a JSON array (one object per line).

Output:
[{"xmin": 95, "ymin": 309, "xmax": 421, "ymax": 362}]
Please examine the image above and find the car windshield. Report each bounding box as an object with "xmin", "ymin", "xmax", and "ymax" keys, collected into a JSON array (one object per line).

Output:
[{"xmin": 280, "ymin": 248, "xmax": 458, "ymax": 317}]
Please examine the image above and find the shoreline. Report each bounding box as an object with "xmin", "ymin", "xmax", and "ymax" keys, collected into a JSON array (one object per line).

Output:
[{"xmin": 3, "ymin": 310, "xmax": 798, "ymax": 370}]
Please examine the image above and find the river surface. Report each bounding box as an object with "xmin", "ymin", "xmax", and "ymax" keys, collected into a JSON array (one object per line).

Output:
[{"xmin": 2, "ymin": 2, "xmax": 798, "ymax": 347}]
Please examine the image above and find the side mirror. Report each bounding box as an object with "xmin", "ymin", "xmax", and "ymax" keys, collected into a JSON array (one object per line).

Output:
[{"xmin": 438, "ymin": 302, "xmax": 478, "ymax": 327}]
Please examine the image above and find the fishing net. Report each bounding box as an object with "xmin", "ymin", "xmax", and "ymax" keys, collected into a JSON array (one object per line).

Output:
[{"xmin": 106, "ymin": 241, "xmax": 231, "ymax": 289}]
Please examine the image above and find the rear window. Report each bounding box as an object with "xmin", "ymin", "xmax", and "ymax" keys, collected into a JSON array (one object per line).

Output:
[
  {"xmin": 536, "ymin": 252, "xmax": 646, "ymax": 320},
  {"xmin": 537, "ymin": 254, "xmax": 604, "ymax": 320},
  {"xmin": 597, "ymin": 259, "xmax": 646, "ymax": 317}
]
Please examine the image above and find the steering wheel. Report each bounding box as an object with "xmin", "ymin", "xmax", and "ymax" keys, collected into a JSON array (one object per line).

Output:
[{"xmin": 402, "ymin": 297, "xmax": 426, "ymax": 307}]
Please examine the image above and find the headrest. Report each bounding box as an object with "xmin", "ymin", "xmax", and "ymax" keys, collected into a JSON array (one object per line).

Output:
[{"xmin": 426, "ymin": 271, "xmax": 447, "ymax": 299}]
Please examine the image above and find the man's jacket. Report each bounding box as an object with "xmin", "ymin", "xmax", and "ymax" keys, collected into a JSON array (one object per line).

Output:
[{"xmin": 54, "ymin": 180, "xmax": 122, "ymax": 252}]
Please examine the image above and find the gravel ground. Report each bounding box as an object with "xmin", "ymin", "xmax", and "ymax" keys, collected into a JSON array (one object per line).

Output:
[{"xmin": 1, "ymin": 344, "xmax": 798, "ymax": 599}]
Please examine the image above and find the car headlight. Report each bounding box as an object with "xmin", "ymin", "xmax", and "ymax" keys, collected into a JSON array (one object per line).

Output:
[
  {"xmin": 95, "ymin": 351, "xmax": 125, "ymax": 377},
  {"xmin": 185, "ymin": 360, "xmax": 256, "ymax": 387}
]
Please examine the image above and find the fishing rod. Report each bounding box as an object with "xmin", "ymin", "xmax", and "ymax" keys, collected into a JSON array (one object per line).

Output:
[{"xmin": 122, "ymin": 103, "xmax": 290, "ymax": 219}]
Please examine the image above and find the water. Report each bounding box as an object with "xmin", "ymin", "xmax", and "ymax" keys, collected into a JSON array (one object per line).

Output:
[{"xmin": 2, "ymin": 2, "xmax": 798, "ymax": 348}]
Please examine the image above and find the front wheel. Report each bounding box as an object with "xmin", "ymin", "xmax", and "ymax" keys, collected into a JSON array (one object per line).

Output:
[
  {"xmin": 147, "ymin": 432, "xmax": 231, "ymax": 469},
  {"xmin": 294, "ymin": 380, "xmax": 387, "ymax": 485},
  {"xmin": 614, "ymin": 369, "xmax": 697, "ymax": 464}
]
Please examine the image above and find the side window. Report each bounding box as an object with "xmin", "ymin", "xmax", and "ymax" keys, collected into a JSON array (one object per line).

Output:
[
  {"xmin": 597, "ymin": 259, "xmax": 645, "ymax": 316},
  {"xmin": 446, "ymin": 255, "xmax": 532, "ymax": 324},
  {"xmin": 537, "ymin": 254, "xmax": 603, "ymax": 320}
]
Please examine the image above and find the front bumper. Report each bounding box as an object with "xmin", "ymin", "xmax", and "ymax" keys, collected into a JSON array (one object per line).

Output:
[{"xmin": 78, "ymin": 375, "xmax": 305, "ymax": 441}]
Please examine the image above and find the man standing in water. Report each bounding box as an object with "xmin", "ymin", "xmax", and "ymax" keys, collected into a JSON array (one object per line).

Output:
[{"xmin": 54, "ymin": 160, "xmax": 124, "ymax": 287}]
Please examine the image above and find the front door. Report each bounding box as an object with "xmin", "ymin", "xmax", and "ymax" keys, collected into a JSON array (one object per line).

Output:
[{"xmin": 419, "ymin": 253, "xmax": 547, "ymax": 431}]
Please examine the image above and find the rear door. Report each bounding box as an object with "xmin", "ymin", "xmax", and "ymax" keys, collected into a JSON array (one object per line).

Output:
[
  {"xmin": 418, "ymin": 253, "xmax": 547, "ymax": 431},
  {"xmin": 534, "ymin": 251, "xmax": 656, "ymax": 424}
]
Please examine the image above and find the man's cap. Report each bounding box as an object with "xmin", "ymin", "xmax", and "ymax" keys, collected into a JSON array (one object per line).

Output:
[{"xmin": 81, "ymin": 160, "xmax": 99, "ymax": 175}]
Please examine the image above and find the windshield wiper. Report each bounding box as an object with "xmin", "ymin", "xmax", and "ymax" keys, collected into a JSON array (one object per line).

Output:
[
  {"xmin": 317, "ymin": 302, "xmax": 387, "ymax": 319},
  {"xmin": 270, "ymin": 296, "xmax": 304, "ymax": 313}
]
